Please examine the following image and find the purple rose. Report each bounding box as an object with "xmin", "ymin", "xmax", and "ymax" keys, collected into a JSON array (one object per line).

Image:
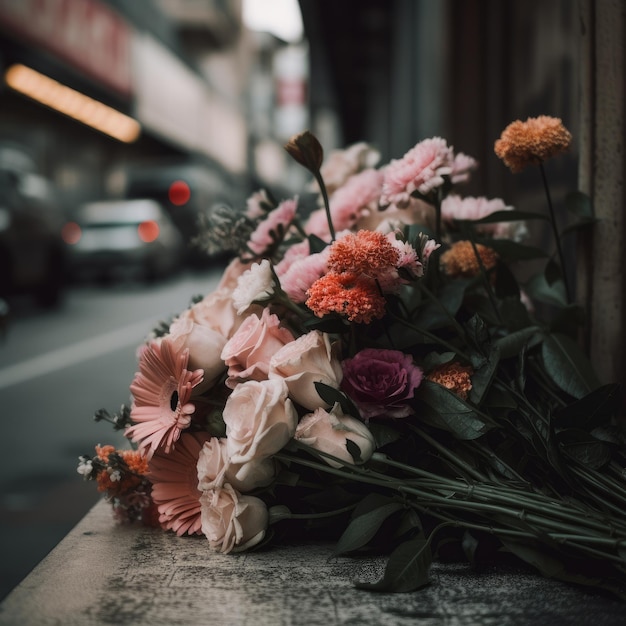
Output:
[{"xmin": 340, "ymin": 348, "xmax": 423, "ymax": 420}]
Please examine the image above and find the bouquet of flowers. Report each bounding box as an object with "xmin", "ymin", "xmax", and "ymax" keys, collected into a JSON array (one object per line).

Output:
[{"xmin": 79, "ymin": 117, "xmax": 626, "ymax": 598}]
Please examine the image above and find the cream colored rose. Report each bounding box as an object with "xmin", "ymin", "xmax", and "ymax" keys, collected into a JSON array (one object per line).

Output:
[
  {"xmin": 197, "ymin": 437, "xmax": 276, "ymax": 493},
  {"xmin": 223, "ymin": 378, "xmax": 297, "ymax": 467},
  {"xmin": 269, "ymin": 330, "xmax": 343, "ymax": 410},
  {"xmin": 168, "ymin": 313, "xmax": 226, "ymax": 393},
  {"xmin": 221, "ymin": 308, "xmax": 294, "ymax": 388},
  {"xmin": 200, "ymin": 484, "xmax": 268, "ymax": 553},
  {"xmin": 294, "ymin": 403, "xmax": 375, "ymax": 468}
]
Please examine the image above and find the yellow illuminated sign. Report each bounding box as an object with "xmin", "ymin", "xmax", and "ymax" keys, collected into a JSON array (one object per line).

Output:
[{"xmin": 4, "ymin": 64, "xmax": 140, "ymax": 143}]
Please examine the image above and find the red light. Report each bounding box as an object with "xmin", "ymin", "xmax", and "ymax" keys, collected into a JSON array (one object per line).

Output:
[
  {"xmin": 138, "ymin": 220, "xmax": 160, "ymax": 243},
  {"xmin": 168, "ymin": 180, "xmax": 191, "ymax": 206},
  {"xmin": 62, "ymin": 221, "xmax": 82, "ymax": 244}
]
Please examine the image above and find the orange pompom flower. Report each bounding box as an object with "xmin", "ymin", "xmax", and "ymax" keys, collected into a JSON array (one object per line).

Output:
[
  {"xmin": 494, "ymin": 116, "xmax": 572, "ymax": 173},
  {"xmin": 440, "ymin": 240, "xmax": 498, "ymax": 278},
  {"xmin": 327, "ymin": 230, "xmax": 400, "ymax": 278},
  {"xmin": 427, "ymin": 362, "xmax": 474, "ymax": 400},
  {"xmin": 306, "ymin": 272, "xmax": 386, "ymax": 324}
]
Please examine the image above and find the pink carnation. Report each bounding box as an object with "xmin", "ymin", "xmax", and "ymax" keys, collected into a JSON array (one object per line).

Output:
[
  {"xmin": 305, "ymin": 169, "xmax": 384, "ymax": 239},
  {"xmin": 247, "ymin": 198, "xmax": 297, "ymax": 256},
  {"xmin": 441, "ymin": 195, "xmax": 526, "ymax": 240},
  {"xmin": 381, "ymin": 137, "xmax": 454, "ymax": 208},
  {"xmin": 316, "ymin": 141, "xmax": 381, "ymax": 195},
  {"xmin": 277, "ymin": 248, "xmax": 331, "ymax": 303},
  {"xmin": 450, "ymin": 152, "xmax": 478, "ymax": 184}
]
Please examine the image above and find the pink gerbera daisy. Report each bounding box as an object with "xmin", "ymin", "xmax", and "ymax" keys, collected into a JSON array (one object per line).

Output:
[
  {"xmin": 148, "ymin": 431, "xmax": 211, "ymax": 536},
  {"xmin": 126, "ymin": 337, "xmax": 204, "ymax": 459}
]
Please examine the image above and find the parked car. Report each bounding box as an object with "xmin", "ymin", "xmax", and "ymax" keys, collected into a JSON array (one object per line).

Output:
[
  {"xmin": 63, "ymin": 198, "xmax": 185, "ymax": 283},
  {"xmin": 0, "ymin": 145, "xmax": 67, "ymax": 308},
  {"xmin": 108, "ymin": 159, "xmax": 248, "ymax": 266}
]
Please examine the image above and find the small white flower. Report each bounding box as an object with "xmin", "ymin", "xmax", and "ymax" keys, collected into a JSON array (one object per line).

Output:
[
  {"xmin": 77, "ymin": 458, "xmax": 93, "ymax": 476},
  {"xmin": 108, "ymin": 469, "xmax": 122, "ymax": 482},
  {"xmin": 232, "ymin": 259, "xmax": 276, "ymax": 314}
]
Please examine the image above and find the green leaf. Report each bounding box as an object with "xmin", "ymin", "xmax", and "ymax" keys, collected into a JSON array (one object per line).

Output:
[
  {"xmin": 525, "ymin": 273, "xmax": 568, "ymax": 307},
  {"xmin": 356, "ymin": 537, "xmax": 432, "ymax": 592},
  {"xmin": 421, "ymin": 351, "xmax": 456, "ymax": 370},
  {"xmin": 553, "ymin": 384, "xmax": 623, "ymax": 429},
  {"xmin": 414, "ymin": 280, "xmax": 469, "ymax": 330},
  {"xmin": 307, "ymin": 233, "xmax": 329, "ymax": 254},
  {"xmin": 415, "ymin": 381, "xmax": 490, "ymax": 439},
  {"xmin": 314, "ymin": 382, "xmax": 360, "ymax": 417},
  {"xmin": 500, "ymin": 539, "xmax": 626, "ymax": 599},
  {"xmin": 556, "ymin": 428, "xmax": 613, "ymax": 469},
  {"xmin": 541, "ymin": 333, "xmax": 600, "ymax": 399},
  {"xmin": 487, "ymin": 239, "xmax": 548, "ymax": 261},
  {"xmin": 465, "ymin": 209, "xmax": 550, "ymax": 224},
  {"xmin": 334, "ymin": 501, "xmax": 404, "ymax": 555},
  {"xmin": 367, "ymin": 422, "xmax": 403, "ymax": 449},
  {"xmin": 469, "ymin": 355, "xmax": 499, "ymax": 405},
  {"xmin": 564, "ymin": 190, "xmax": 594, "ymax": 219},
  {"xmin": 494, "ymin": 326, "xmax": 541, "ymax": 359},
  {"xmin": 561, "ymin": 216, "xmax": 597, "ymax": 236},
  {"xmin": 303, "ymin": 315, "xmax": 350, "ymax": 334}
]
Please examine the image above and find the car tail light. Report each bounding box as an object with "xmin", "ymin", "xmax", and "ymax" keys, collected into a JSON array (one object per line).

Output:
[
  {"xmin": 168, "ymin": 180, "xmax": 191, "ymax": 206},
  {"xmin": 62, "ymin": 221, "xmax": 82, "ymax": 244},
  {"xmin": 138, "ymin": 220, "xmax": 160, "ymax": 243}
]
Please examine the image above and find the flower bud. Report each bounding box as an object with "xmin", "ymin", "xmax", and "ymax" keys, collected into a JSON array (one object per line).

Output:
[{"xmin": 284, "ymin": 130, "xmax": 324, "ymax": 173}]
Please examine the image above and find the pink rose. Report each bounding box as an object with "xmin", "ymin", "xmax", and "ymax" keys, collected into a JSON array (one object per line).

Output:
[
  {"xmin": 200, "ymin": 484, "xmax": 268, "ymax": 553},
  {"xmin": 168, "ymin": 314, "xmax": 226, "ymax": 392},
  {"xmin": 269, "ymin": 330, "xmax": 343, "ymax": 410},
  {"xmin": 222, "ymin": 378, "xmax": 297, "ymax": 467},
  {"xmin": 217, "ymin": 258, "xmax": 254, "ymax": 291},
  {"xmin": 294, "ymin": 403, "xmax": 375, "ymax": 468},
  {"xmin": 341, "ymin": 348, "xmax": 424, "ymax": 420},
  {"xmin": 197, "ymin": 437, "xmax": 276, "ymax": 493},
  {"xmin": 221, "ymin": 308, "xmax": 295, "ymax": 388}
]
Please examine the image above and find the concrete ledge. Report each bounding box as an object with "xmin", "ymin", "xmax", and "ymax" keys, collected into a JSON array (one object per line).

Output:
[{"xmin": 0, "ymin": 500, "xmax": 624, "ymax": 625}]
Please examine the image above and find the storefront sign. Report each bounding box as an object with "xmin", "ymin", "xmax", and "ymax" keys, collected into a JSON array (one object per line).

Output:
[{"xmin": 0, "ymin": 0, "xmax": 132, "ymax": 97}]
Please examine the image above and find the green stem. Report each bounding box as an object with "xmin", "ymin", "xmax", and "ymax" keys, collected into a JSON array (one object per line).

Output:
[
  {"xmin": 385, "ymin": 310, "xmax": 472, "ymax": 362},
  {"xmin": 465, "ymin": 229, "xmax": 503, "ymax": 325},
  {"xmin": 314, "ymin": 170, "xmax": 335, "ymax": 241},
  {"xmin": 419, "ymin": 283, "xmax": 469, "ymax": 345},
  {"xmin": 401, "ymin": 427, "xmax": 488, "ymax": 482},
  {"xmin": 539, "ymin": 162, "xmax": 572, "ymax": 304},
  {"xmin": 281, "ymin": 503, "xmax": 357, "ymax": 521}
]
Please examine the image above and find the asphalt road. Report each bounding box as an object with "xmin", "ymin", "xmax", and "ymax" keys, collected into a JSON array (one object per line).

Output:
[{"xmin": 0, "ymin": 266, "xmax": 224, "ymax": 600}]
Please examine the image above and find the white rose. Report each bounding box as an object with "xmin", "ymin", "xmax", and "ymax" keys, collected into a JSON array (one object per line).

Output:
[
  {"xmin": 294, "ymin": 403, "xmax": 375, "ymax": 468},
  {"xmin": 223, "ymin": 378, "xmax": 297, "ymax": 466},
  {"xmin": 197, "ymin": 437, "xmax": 276, "ymax": 493},
  {"xmin": 200, "ymin": 484, "xmax": 268, "ymax": 553},
  {"xmin": 269, "ymin": 330, "xmax": 343, "ymax": 410}
]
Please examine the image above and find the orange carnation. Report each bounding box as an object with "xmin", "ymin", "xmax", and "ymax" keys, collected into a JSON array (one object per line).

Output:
[
  {"xmin": 440, "ymin": 240, "xmax": 498, "ymax": 278},
  {"xmin": 327, "ymin": 230, "xmax": 400, "ymax": 278},
  {"xmin": 494, "ymin": 116, "xmax": 572, "ymax": 173},
  {"xmin": 306, "ymin": 272, "xmax": 386, "ymax": 324},
  {"xmin": 427, "ymin": 362, "xmax": 474, "ymax": 400}
]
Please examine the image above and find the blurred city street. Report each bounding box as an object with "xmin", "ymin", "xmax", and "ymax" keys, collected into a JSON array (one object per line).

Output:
[{"xmin": 0, "ymin": 266, "xmax": 224, "ymax": 600}]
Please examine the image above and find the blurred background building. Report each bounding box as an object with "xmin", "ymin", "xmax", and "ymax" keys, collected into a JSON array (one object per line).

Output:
[{"xmin": 0, "ymin": 0, "xmax": 581, "ymax": 215}]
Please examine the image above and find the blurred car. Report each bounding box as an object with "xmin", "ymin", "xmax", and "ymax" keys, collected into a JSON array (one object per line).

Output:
[
  {"xmin": 63, "ymin": 198, "xmax": 185, "ymax": 283},
  {"xmin": 0, "ymin": 144, "xmax": 67, "ymax": 308},
  {"xmin": 107, "ymin": 159, "xmax": 248, "ymax": 266}
]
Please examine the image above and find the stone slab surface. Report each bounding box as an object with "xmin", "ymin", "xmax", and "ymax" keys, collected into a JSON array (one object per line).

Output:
[{"xmin": 0, "ymin": 501, "xmax": 624, "ymax": 625}]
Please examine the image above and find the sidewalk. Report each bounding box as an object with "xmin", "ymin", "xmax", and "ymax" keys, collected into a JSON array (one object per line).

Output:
[{"xmin": 1, "ymin": 500, "xmax": 624, "ymax": 625}]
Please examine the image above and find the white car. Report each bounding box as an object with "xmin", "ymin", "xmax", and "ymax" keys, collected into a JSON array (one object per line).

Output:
[{"xmin": 63, "ymin": 198, "xmax": 185, "ymax": 283}]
